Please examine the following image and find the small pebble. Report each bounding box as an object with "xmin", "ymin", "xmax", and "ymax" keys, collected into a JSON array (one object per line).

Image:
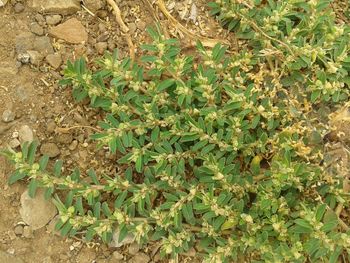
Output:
[
  {"xmin": 112, "ymin": 251, "xmax": 123, "ymax": 261},
  {"xmin": 9, "ymin": 139, "xmax": 21, "ymax": 148},
  {"xmin": 2, "ymin": 109, "xmax": 15, "ymax": 123},
  {"xmin": 14, "ymin": 225, "xmax": 24, "ymax": 236},
  {"xmin": 56, "ymin": 133, "xmax": 73, "ymax": 144},
  {"xmin": 46, "ymin": 53, "xmax": 62, "ymax": 69},
  {"xmin": 17, "ymin": 53, "xmax": 31, "ymax": 64},
  {"xmin": 23, "ymin": 226, "xmax": 34, "ymax": 238},
  {"xmin": 40, "ymin": 143, "xmax": 60, "ymax": 158},
  {"xmin": 68, "ymin": 140, "xmax": 78, "ymax": 151},
  {"xmin": 12, "ymin": 131, "xmax": 19, "ymax": 138},
  {"xmin": 128, "ymin": 243, "xmax": 140, "ymax": 255},
  {"xmin": 46, "ymin": 120, "xmax": 56, "ymax": 133},
  {"xmin": 30, "ymin": 22, "xmax": 44, "ymax": 36},
  {"xmin": 46, "ymin": 15, "xmax": 62, "ymax": 26},
  {"xmin": 18, "ymin": 125, "xmax": 34, "ymax": 143},
  {"xmin": 14, "ymin": 2, "xmax": 24, "ymax": 13},
  {"xmin": 95, "ymin": 42, "xmax": 108, "ymax": 55}
]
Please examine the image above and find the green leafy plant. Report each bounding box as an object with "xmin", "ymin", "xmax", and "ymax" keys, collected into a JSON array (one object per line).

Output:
[{"xmin": 2, "ymin": 1, "xmax": 350, "ymax": 262}]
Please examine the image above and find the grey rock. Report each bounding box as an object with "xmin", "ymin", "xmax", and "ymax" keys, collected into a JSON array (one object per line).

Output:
[
  {"xmin": 27, "ymin": 50, "xmax": 44, "ymax": 65},
  {"xmin": 49, "ymin": 18, "xmax": 88, "ymax": 44},
  {"xmin": 40, "ymin": 142, "xmax": 60, "ymax": 158},
  {"xmin": 31, "ymin": 0, "xmax": 80, "ymax": 15},
  {"xmin": 84, "ymin": 0, "xmax": 105, "ymax": 12},
  {"xmin": 18, "ymin": 125, "xmax": 34, "ymax": 143},
  {"xmin": 33, "ymin": 36, "xmax": 54, "ymax": 55},
  {"xmin": 30, "ymin": 22, "xmax": 44, "ymax": 36},
  {"xmin": 110, "ymin": 230, "xmax": 135, "ymax": 248},
  {"xmin": 19, "ymin": 189, "xmax": 57, "ymax": 230},
  {"xmin": 2, "ymin": 109, "xmax": 15, "ymax": 123},
  {"xmin": 130, "ymin": 253, "xmax": 150, "ymax": 263},
  {"xmin": 46, "ymin": 14, "xmax": 62, "ymax": 25},
  {"xmin": 95, "ymin": 42, "xmax": 107, "ymax": 54},
  {"xmin": 14, "ymin": 2, "xmax": 25, "ymax": 13},
  {"xmin": 0, "ymin": 251, "xmax": 24, "ymax": 263},
  {"xmin": 46, "ymin": 53, "xmax": 62, "ymax": 69}
]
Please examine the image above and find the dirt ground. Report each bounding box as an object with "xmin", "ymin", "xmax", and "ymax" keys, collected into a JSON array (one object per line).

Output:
[{"xmin": 0, "ymin": 0, "xmax": 227, "ymax": 262}]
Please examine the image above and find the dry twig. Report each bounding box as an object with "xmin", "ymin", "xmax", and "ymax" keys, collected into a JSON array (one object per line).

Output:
[
  {"xmin": 156, "ymin": 0, "xmax": 230, "ymax": 48},
  {"xmin": 106, "ymin": 0, "xmax": 135, "ymax": 61}
]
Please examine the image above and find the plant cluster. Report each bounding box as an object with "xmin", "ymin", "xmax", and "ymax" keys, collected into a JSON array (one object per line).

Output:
[{"xmin": 2, "ymin": 0, "xmax": 350, "ymax": 262}]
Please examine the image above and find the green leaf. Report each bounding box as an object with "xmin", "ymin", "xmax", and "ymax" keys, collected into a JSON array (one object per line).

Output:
[
  {"xmin": 320, "ymin": 219, "xmax": 338, "ymax": 232},
  {"xmin": 39, "ymin": 155, "xmax": 49, "ymax": 171},
  {"xmin": 28, "ymin": 141, "xmax": 38, "ymax": 165},
  {"xmin": 157, "ymin": 79, "xmax": 175, "ymax": 92},
  {"xmin": 87, "ymin": 169, "xmax": 99, "ymax": 185},
  {"xmin": 28, "ymin": 179, "xmax": 38, "ymax": 198},
  {"xmin": 8, "ymin": 171, "xmax": 26, "ymax": 185},
  {"xmin": 315, "ymin": 204, "xmax": 327, "ymax": 222},
  {"xmin": 53, "ymin": 160, "xmax": 63, "ymax": 177}
]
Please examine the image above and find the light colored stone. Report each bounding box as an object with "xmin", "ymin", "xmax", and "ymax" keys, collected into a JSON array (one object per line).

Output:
[
  {"xmin": 14, "ymin": 225, "xmax": 24, "ymax": 236},
  {"xmin": 14, "ymin": 2, "xmax": 25, "ymax": 13},
  {"xmin": 33, "ymin": 36, "xmax": 54, "ymax": 55},
  {"xmin": 49, "ymin": 18, "xmax": 88, "ymax": 44},
  {"xmin": 18, "ymin": 125, "xmax": 34, "ymax": 143},
  {"xmin": 2, "ymin": 109, "xmax": 15, "ymax": 123},
  {"xmin": 46, "ymin": 53, "xmax": 62, "ymax": 69},
  {"xmin": 31, "ymin": 0, "xmax": 80, "ymax": 15},
  {"xmin": 46, "ymin": 14, "xmax": 62, "ymax": 25},
  {"xmin": 84, "ymin": 0, "xmax": 105, "ymax": 12},
  {"xmin": 30, "ymin": 22, "xmax": 44, "ymax": 36},
  {"xmin": 40, "ymin": 142, "xmax": 60, "ymax": 158},
  {"xmin": 20, "ymin": 189, "xmax": 57, "ymax": 230},
  {"xmin": 27, "ymin": 50, "xmax": 44, "ymax": 65},
  {"xmin": 9, "ymin": 139, "xmax": 21, "ymax": 148}
]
